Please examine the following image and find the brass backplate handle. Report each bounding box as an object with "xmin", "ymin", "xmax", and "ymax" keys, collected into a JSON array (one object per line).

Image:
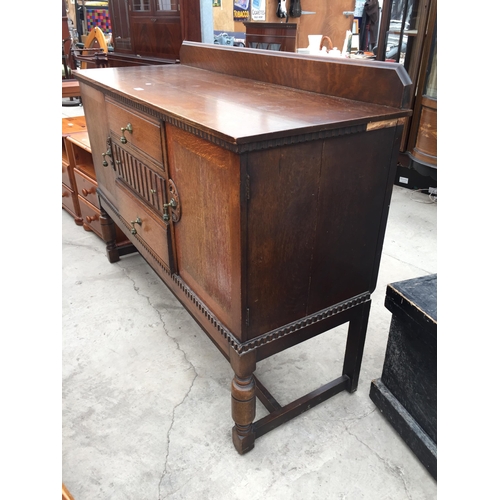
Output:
[
  {"xmin": 102, "ymin": 137, "xmax": 115, "ymax": 169},
  {"xmin": 102, "ymin": 149, "xmax": 112, "ymax": 167},
  {"xmin": 130, "ymin": 217, "xmax": 142, "ymax": 235},
  {"xmin": 167, "ymin": 178, "xmax": 181, "ymax": 223},
  {"xmin": 120, "ymin": 123, "xmax": 133, "ymax": 144}
]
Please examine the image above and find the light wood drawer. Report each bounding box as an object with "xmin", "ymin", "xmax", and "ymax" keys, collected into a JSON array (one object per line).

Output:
[
  {"xmin": 79, "ymin": 196, "xmax": 103, "ymax": 238},
  {"xmin": 62, "ymin": 183, "xmax": 77, "ymax": 214},
  {"xmin": 115, "ymin": 181, "xmax": 172, "ymax": 273},
  {"xmin": 105, "ymin": 97, "xmax": 164, "ymax": 167},
  {"xmin": 74, "ymin": 168, "xmax": 99, "ymax": 208},
  {"xmin": 62, "ymin": 161, "xmax": 71, "ymax": 187}
]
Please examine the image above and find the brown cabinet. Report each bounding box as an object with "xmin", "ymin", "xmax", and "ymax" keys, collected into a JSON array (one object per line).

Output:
[
  {"xmin": 75, "ymin": 42, "xmax": 411, "ymax": 454},
  {"xmin": 376, "ymin": 0, "xmax": 437, "ymax": 183},
  {"xmin": 107, "ymin": 0, "xmax": 201, "ymax": 66}
]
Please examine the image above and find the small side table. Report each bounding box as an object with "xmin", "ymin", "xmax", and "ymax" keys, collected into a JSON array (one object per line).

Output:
[{"xmin": 370, "ymin": 274, "xmax": 437, "ymax": 479}]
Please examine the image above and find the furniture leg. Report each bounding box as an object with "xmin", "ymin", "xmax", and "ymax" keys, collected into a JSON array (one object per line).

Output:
[
  {"xmin": 342, "ymin": 299, "xmax": 371, "ymax": 392},
  {"xmin": 229, "ymin": 348, "xmax": 257, "ymax": 454},
  {"xmin": 99, "ymin": 208, "xmax": 121, "ymax": 263}
]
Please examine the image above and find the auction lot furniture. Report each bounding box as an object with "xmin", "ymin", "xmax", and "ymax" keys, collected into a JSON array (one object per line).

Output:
[
  {"xmin": 75, "ymin": 42, "xmax": 411, "ymax": 453},
  {"xmin": 370, "ymin": 274, "xmax": 437, "ymax": 479},
  {"xmin": 62, "ymin": 117, "xmax": 132, "ymax": 248},
  {"xmin": 62, "ymin": 117, "xmax": 87, "ymax": 225}
]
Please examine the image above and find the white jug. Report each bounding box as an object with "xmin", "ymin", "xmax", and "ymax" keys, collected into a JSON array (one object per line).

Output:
[{"xmin": 307, "ymin": 35, "xmax": 323, "ymax": 53}]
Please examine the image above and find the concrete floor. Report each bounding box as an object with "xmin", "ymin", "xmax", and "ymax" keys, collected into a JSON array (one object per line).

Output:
[{"xmin": 62, "ymin": 102, "xmax": 437, "ymax": 499}]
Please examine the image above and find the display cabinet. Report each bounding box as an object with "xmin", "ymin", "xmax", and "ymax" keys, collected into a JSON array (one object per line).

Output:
[{"xmin": 376, "ymin": 0, "xmax": 437, "ymax": 188}]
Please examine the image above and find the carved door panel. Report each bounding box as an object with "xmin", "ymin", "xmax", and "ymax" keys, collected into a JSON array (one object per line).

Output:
[{"xmin": 165, "ymin": 124, "xmax": 244, "ymax": 338}]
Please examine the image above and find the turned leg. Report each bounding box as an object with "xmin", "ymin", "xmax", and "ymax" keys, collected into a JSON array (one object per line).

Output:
[
  {"xmin": 229, "ymin": 349, "xmax": 257, "ymax": 454},
  {"xmin": 342, "ymin": 299, "xmax": 371, "ymax": 393},
  {"xmin": 99, "ymin": 208, "xmax": 120, "ymax": 263}
]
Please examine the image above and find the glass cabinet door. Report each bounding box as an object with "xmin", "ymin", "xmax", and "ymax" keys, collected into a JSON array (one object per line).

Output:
[
  {"xmin": 132, "ymin": 0, "xmax": 151, "ymax": 12},
  {"xmin": 408, "ymin": 12, "xmax": 437, "ymax": 168},
  {"xmin": 385, "ymin": 0, "xmax": 419, "ymax": 67},
  {"xmin": 132, "ymin": 0, "xmax": 178, "ymax": 12},
  {"xmin": 156, "ymin": 0, "xmax": 178, "ymax": 11},
  {"xmin": 376, "ymin": 0, "xmax": 437, "ymax": 170}
]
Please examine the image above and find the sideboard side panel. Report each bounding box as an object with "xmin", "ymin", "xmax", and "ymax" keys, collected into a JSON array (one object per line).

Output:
[
  {"xmin": 245, "ymin": 141, "xmax": 323, "ymax": 337},
  {"xmin": 245, "ymin": 128, "xmax": 399, "ymax": 339},
  {"xmin": 307, "ymin": 127, "xmax": 398, "ymax": 312},
  {"xmin": 79, "ymin": 83, "xmax": 117, "ymax": 204}
]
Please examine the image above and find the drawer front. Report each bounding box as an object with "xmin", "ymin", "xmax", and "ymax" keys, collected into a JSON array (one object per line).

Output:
[
  {"xmin": 62, "ymin": 184, "xmax": 77, "ymax": 214},
  {"xmin": 74, "ymin": 169, "xmax": 99, "ymax": 208},
  {"xmin": 62, "ymin": 161, "xmax": 71, "ymax": 187},
  {"xmin": 79, "ymin": 195, "xmax": 103, "ymax": 238},
  {"xmin": 111, "ymin": 142, "xmax": 168, "ymax": 216},
  {"xmin": 105, "ymin": 97, "xmax": 164, "ymax": 167},
  {"xmin": 115, "ymin": 181, "xmax": 172, "ymax": 273}
]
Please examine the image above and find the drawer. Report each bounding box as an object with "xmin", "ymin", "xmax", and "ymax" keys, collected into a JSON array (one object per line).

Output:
[
  {"xmin": 115, "ymin": 181, "xmax": 172, "ymax": 273},
  {"xmin": 62, "ymin": 161, "xmax": 71, "ymax": 187},
  {"xmin": 74, "ymin": 168, "xmax": 99, "ymax": 208},
  {"xmin": 105, "ymin": 97, "xmax": 164, "ymax": 167},
  {"xmin": 79, "ymin": 196, "xmax": 103, "ymax": 238},
  {"xmin": 62, "ymin": 183, "xmax": 77, "ymax": 215}
]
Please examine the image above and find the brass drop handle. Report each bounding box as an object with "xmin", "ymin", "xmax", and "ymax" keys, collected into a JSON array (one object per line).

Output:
[
  {"xmin": 163, "ymin": 198, "xmax": 177, "ymax": 222},
  {"xmin": 82, "ymin": 187, "xmax": 96, "ymax": 197},
  {"xmin": 130, "ymin": 217, "xmax": 142, "ymax": 235},
  {"xmin": 86, "ymin": 214, "xmax": 99, "ymax": 223},
  {"xmin": 102, "ymin": 149, "xmax": 113, "ymax": 167},
  {"xmin": 120, "ymin": 123, "xmax": 133, "ymax": 144}
]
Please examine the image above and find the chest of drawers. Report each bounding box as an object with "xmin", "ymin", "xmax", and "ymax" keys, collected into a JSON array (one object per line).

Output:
[
  {"xmin": 75, "ymin": 42, "xmax": 411, "ymax": 453},
  {"xmin": 62, "ymin": 118, "xmax": 133, "ymax": 248},
  {"xmin": 62, "ymin": 117, "xmax": 87, "ymax": 225}
]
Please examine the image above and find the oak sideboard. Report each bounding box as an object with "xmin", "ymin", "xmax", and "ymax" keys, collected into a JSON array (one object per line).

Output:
[{"xmin": 75, "ymin": 42, "xmax": 412, "ymax": 454}]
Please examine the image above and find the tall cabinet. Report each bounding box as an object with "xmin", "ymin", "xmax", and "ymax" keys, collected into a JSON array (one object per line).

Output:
[
  {"xmin": 376, "ymin": 0, "xmax": 437, "ymax": 190},
  {"xmin": 107, "ymin": 0, "xmax": 201, "ymax": 66}
]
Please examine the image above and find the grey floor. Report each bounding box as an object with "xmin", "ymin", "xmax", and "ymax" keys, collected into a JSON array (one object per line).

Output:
[{"xmin": 62, "ymin": 102, "xmax": 437, "ymax": 499}]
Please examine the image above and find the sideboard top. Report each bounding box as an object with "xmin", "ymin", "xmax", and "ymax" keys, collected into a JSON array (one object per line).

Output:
[{"xmin": 75, "ymin": 42, "xmax": 411, "ymax": 147}]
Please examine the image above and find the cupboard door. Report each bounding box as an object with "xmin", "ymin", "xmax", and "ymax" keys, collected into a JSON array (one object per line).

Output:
[
  {"xmin": 165, "ymin": 124, "xmax": 244, "ymax": 338},
  {"xmin": 108, "ymin": 0, "xmax": 132, "ymax": 53},
  {"xmin": 129, "ymin": 14, "xmax": 182, "ymax": 60}
]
